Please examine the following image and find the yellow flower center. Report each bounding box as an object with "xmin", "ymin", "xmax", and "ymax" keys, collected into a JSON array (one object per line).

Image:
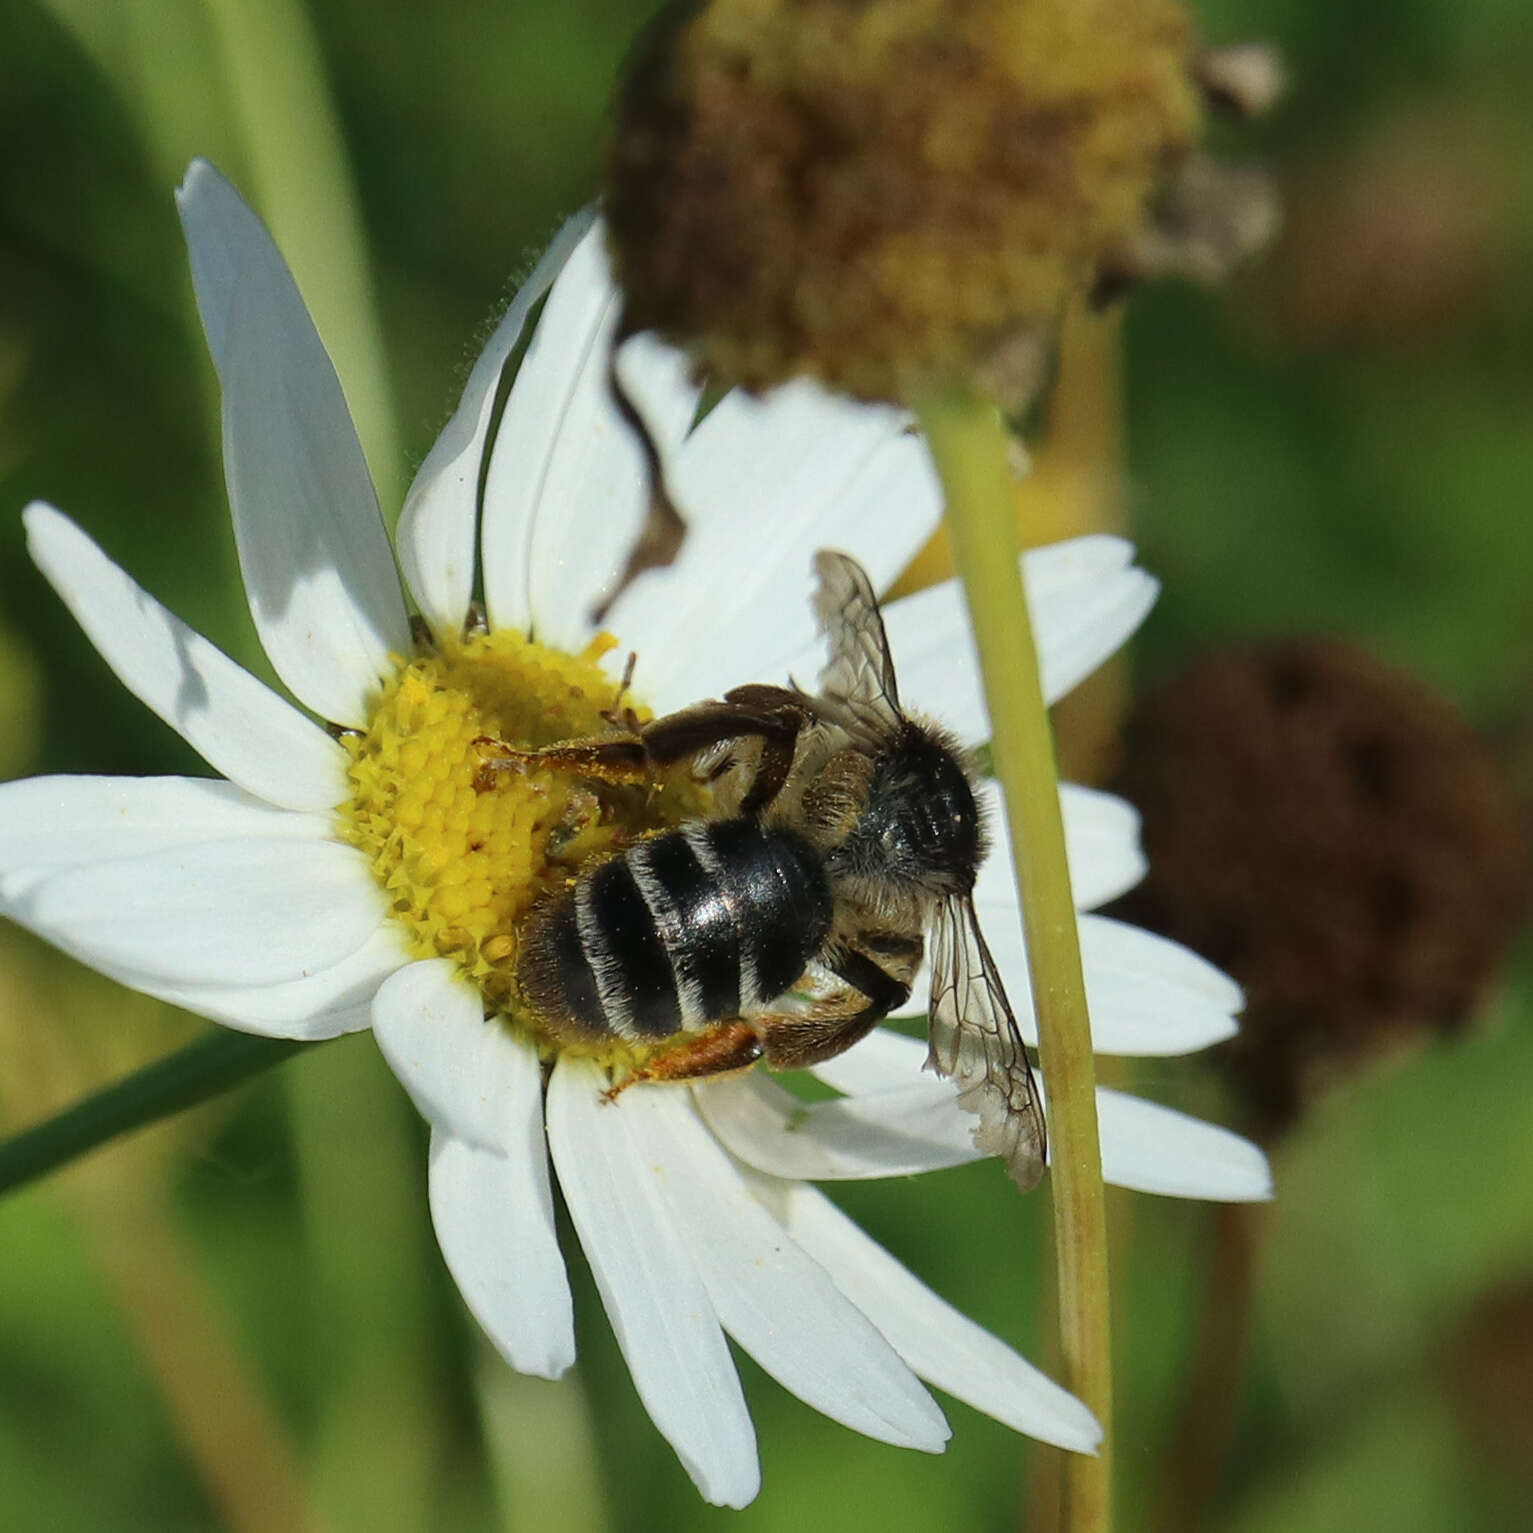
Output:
[{"xmin": 337, "ymin": 628, "xmax": 710, "ymax": 1055}]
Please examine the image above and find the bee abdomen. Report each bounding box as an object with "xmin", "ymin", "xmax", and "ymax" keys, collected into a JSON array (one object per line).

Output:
[{"xmin": 516, "ymin": 820, "xmax": 833, "ymax": 1043}]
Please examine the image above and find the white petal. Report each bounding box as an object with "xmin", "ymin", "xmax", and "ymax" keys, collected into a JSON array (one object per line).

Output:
[
  {"xmin": 758, "ymin": 538, "xmax": 1150, "ymax": 747},
  {"xmin": 373, "ymin": 958, "xmax": 524, "ymax": 1153},
  {"xmin": 178, "ymin": 159, "xmax": 409, "ymax": 726},
  {"xmin": 1057, "ymin": 785, "xmax": 1148, "ymax": 908},
  {"xmin": 1032, "ymin": 567, "xmax": 1159, "ymax": 707},
  {"xmin": 880, "ymin": 552, "xmax": 1151, "ymax": 746},
  {"xmin": 1080, "ymin": 914, "xmax": 1243, "ymax": 1012},
  {"xmin": 397, "ymin": 210, "xmax": 596, "ymax": 638},
  {"xmin": 608, "ymin": 382, "xmax": 938, "ymax": 711},
  {"xmin": 620, "ymin": 1084, "xmax": 949, "ymax": 1451},
  {"xmin": 525, "ymin": 329, "xmax": 702, "ymax": 653},
  {"xmin": 972, "ymin": 779, "xmax": 1147, "ymax": 916},
  {"xmin": 0, "ymin": 774, "xmax": 332, "ymax": 899},
  {"xmin": 144, "ymin": 925, "xmax": 407, "ymax": 1039},
  {"xmin": 480, "ymin": 221, "xmax": 617, "ymax": 634},
  {"xmin": 427, "ymin": 1035, "xmax": 574, "ymax": 1380},
  {"xmin": 1095, "ymin": 1088, "xmax": 1273, "ymax": 1202},
  {"xmin": 612, "ymin": 330, "xmax": 704, "ymax": 464},
  {"xmin": 482, "ymin": 224, "xmax": 702, "ymax": 646},
  {"xmin": 430, "ymin": 1130, "xmax": 574, "ymax": 1379},
  {"xmin": 805, "ymin": 1034, "xmax": 1273, "ymax": 1202},
  {"xmin": 1073, "ymin": 915, "xmax": 1241, "ymax": 1054},
  {"xmin": 0, "ymin": 710, "xmax": 398, "ymax": 1045},
  {"xmin": 23, "ymin": 506, "xmax": 349, "ymax": 811},
  {"xmin": 695, "ymin": 1071, "xmax": 977, "ymax": 1182},
  {"xmin": 545, "ymin": 1057, "xmax": 759, "ymax": 1508},
  {"xmin": 10, "ymin": 836, "xmax": 385, "ymax": 988},
  {"xmin": 1019, "ymin": 535, "xmax": 1135, "ymax": 601},
  {"xmin": 811, "ymin": 1026, "xmax": 930, "ymax": 1096},
  {"xmin": 774, "ymin": 1179, "xmax": 1101, "ymax": 1452}
]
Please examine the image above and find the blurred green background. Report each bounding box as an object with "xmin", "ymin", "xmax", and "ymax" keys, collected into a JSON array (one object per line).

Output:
[{"xmin": 2, "ymin": 1, "xmax": 1532, "ymax": 1530}]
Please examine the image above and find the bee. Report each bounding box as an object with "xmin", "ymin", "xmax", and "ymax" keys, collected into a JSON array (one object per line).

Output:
[{"xmin": 483, "ymin": 550, "xmax": 1047, "ymax": 1191}]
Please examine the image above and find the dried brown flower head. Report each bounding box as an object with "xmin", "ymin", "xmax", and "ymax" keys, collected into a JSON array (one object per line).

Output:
[
  {"xmin": 1112, "ymin": 641, "xmax": 1530, "ymax": 1135},
  {"xmin": 607, "ymin": 0, "xmax": 1222, "ymax": 403}
]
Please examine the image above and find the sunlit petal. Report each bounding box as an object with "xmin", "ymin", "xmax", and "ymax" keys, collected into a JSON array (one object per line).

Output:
[
  {"xmin": 426, "ymin": 1025, "xmax": 573, "ymax": 1380},
  {"xmin": 0, "ymin": 774, "xmax": 330, "ymax": 898},
  {"xmin": 621, "ymin": 1082, "xmax": 950, "ymax": 1451},
  {"xmin": 9, "ymin": 837, "xmax": 384, "ymax": 988},
  {"xmin": 23, "ymin": 506, "xmax": 348, "ymax": 811},
  {"xmin": 609, "ymin": 382, "xmax": 938, "ymax": 710},
  {"xmin": 373, "ymin": 959, "xmax": 526, "ymax": 1152},
  {"xmin": 482, "ymin": 226, "xmax": 702, "ymax": 647},
  {"xmin": 774, "ymin": 1178, "xmax": 1101, "ymax": 1452},
  {"xmin": 546, "ymin": 1057, "xmax": 759, "ymax": 1508},
  {"xmin": 178, "ymin": 159, "xmax": 409, "ymax": 726},
  {"xmin": 397, "ymin": 211, "xmax": 595, "ymax": 637}
]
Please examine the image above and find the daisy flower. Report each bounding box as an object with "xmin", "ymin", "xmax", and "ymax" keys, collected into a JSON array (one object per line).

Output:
[{"xmin": 0, "ymin": 161, "xmax": 1269, "ymax": 1507}]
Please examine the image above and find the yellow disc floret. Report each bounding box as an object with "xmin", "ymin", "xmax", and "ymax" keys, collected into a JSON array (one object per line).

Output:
[{"xmin": 338, "ymin": 629, "xmax": 707, "ymax": 1039}]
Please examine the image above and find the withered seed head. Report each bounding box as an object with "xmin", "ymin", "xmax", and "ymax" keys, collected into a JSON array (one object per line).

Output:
[
  {"xmin": 1112, "ymin": 641, "xmax": 1530, "ymax": 1137},
  {"xmin": 607, "ymin": 0, "xmax": 1205, "ymax": 403}
]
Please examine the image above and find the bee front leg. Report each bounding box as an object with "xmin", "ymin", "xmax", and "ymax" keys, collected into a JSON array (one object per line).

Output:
[{"xmin": 472, "ymin": 733, "xmax": 651, "ymax": 792}]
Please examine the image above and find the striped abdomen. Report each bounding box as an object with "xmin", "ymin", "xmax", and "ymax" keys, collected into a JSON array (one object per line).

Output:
[{"xmin": 516, "ymin": 819, "xmax": 834, "ymax": 1044}]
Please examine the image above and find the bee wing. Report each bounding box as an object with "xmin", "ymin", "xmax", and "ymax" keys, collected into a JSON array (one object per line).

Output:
[
  {"xmin": 811, "ymin": 549, "xmax": 903, "ymax": 730},
  {"xmin": 926, "ymin": 895, "xmax": 1048, "ymax": 1193}
]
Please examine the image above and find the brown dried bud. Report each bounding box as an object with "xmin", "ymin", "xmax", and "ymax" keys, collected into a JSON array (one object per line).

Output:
[
  {"xmin": 1440, "ymin": 1280, "xmax": 1533, "ymax": 1485},
  {"xmin": 606, "ymin": 0, "xmax": 1206, "ymax": 403},
  {"xmin": 1111, "ymin": 641, "xmax": 1530, "ymax": 1136}
]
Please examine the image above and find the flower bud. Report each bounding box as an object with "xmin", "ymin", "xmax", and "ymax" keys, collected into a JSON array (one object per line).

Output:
[{"xmin": 1111, "ymin": 641, "xmax": 1530, "ymax": 1136}]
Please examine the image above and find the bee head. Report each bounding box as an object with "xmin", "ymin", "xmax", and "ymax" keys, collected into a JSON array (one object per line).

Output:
[{"xmin": 836, "ymin": 723, "xmax": 986, "ymax": 897}]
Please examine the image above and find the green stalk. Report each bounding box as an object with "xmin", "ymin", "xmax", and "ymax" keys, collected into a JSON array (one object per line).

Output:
[
  {"xmin": 287, "ymin": 1036, "xmax": 439, "ymax": 1533},
  {"xmin": 0, "ymin": 1031, "xmax": 308, "ymax": 1198},
  {"xmin": 202, "ymin": 0, "xmax": 403, "ymax": 511},
  {"xmin": 475, "ymin": 1356, "xmax": 613, "ymax": 1533},
  {"xmin": 916, "ymin": 386, "xmax": 1113, "ymax": 1533}
]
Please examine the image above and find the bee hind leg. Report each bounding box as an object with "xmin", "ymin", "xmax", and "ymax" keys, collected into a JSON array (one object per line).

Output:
[{"xmin": 603, "ymin": 1021, "xmax": 764, "ymax": 1101}]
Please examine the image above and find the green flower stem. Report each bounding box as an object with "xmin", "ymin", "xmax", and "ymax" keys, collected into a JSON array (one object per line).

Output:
[
  {"xmin": 916, "ymin": 386, "xmax": 1113, "ymax": 1533},
  {"xmin": 288, "ymin": 1037, "xmax": 440, "ymax": 1533},
  {"xmin": 475, "ymin": 1355, "xmax": 613, "ymax": 1533},
  {"xmin": 0, "ymin": 1031, "xmax": 309, "ymax": 1198},
  {"xmin": 202, "ymin": 0, "xmax": 403, "ymax": 511}
]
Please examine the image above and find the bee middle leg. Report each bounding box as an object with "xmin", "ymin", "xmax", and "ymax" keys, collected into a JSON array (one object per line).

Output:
[{"xmin": 755, "ymin": 948, "xmax": 915, "ymax": 1070}]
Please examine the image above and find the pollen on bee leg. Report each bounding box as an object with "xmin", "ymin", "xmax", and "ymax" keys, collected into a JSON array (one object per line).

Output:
[
  {"xmin": 604, "ymin": 1021, "xmax": 765, "ymax": 1102},
  {"xmin": 471, "ymin": 734, "xmax": 536, "ymax": 793}
]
